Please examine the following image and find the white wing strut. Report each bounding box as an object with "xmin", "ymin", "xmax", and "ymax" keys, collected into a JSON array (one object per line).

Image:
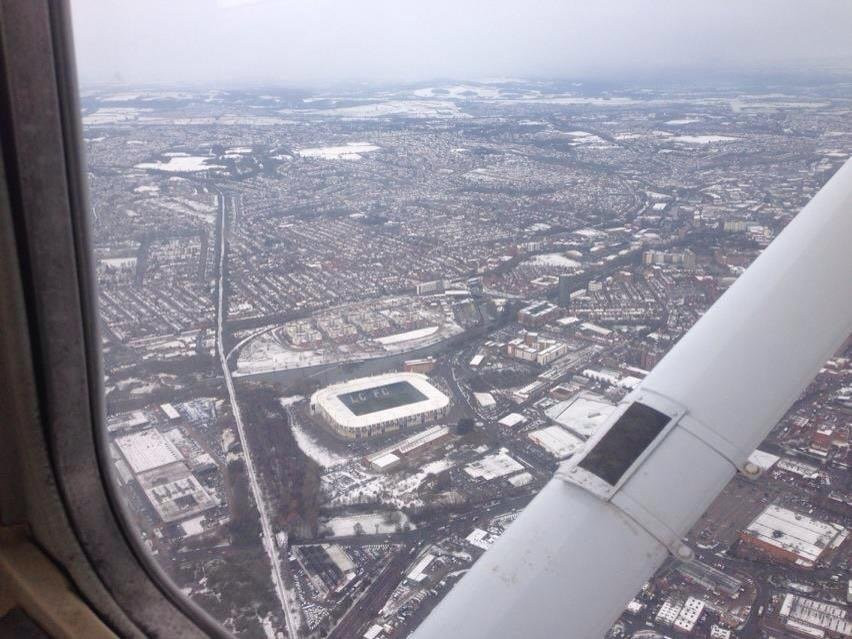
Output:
[{"xmin": 413, "ymin": 158, "xmax": 852, "ymax": 639}]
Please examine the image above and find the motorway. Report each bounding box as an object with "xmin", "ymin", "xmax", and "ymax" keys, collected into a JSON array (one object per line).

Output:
[{"xmin": 214, "ymin": 189, "xmax": 301, "ymax": 638}]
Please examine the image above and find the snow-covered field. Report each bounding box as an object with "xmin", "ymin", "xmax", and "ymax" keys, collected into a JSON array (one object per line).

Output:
[
  {"xmin": 136, "ymin": 156, "xmax": 225, "ymax": 172},
  {"xmin": 100, "ymin": 257, "xmax": 137, "ymax": 269},
  {"xmin": 525, "ymin": 253, "xmax": 580, "ymax": 269},
  {"xmin": 671, "ymin": 135, "xmax": 738, "ymax": 144},
  {"xmin": 289, "ymin": 420, "xmax": 350, "ymax": 470},
  {"xmin": 314, "ymin": 100, "xmax": 467, "ymax": 119},
  {"xmin": 665, "ymin": 118, "xmax": 701, "ymax": 125},
  {"xmin": 574, "ymin": 228, "xmax": 606, "ymax": 239},
  {"xmin": 321, "ymin": 512, "xmax": 413, "ymax": 537},
  {"xmin": 296, "ymin": 142, "xmax": 380, "ymax": 160},
  {"xmin": 83, "ymin": 107, "xmax": 152, "ymax": 125},
  {"xmin": 412, "ymin": 85, "xmax": 503, "ymax": 99},
  {"xmin": 321, "ymin": 456, "xmax": 456, "ymax": 510},
  {"xmin": 98, "ymin": 90, "xmax": 194, "ymax": 102},
  {"xmin": 278, "ymin": 395, "xmax": 352, "ymax": 471},
  {"xmin": 147, "ymin": 196, "xmax": 217, "ymax": 224}
]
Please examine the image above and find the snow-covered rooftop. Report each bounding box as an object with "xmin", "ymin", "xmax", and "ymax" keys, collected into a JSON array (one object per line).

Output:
[
  {"xmin": 748, "ymin": 449, "xmax": 781, "ymax": 471},
  {"xmin": 407, "ymin": 553, "xmax": 436, "ymax": 583},
  {"xmin": 474, "ymin": 392, "xmax": 497, "ymax": 408},
  {"xmin": 498, "ymin": 413, "xmax": 526, "ymax": 428},
  {"xmin": 545, "ymin": 391, "xmax": 616, "ymax": 438},
  {"xmin": 312, "ymin": 372, "xmax": 449, "ymax": 431},
  {"xmin": 744, "ymin": 504, "xmax": 847, "ymax": 566},
  {"xmin": 528, "ymin": 426, "xmax": 584, "ymax": 459},
  {"xmin": 115, "ymin": 428, "xmax": 184, "ymax": 475},
  {"xmin": 464, "ymin": 450, "xmax": 524, "ymax": 481}
]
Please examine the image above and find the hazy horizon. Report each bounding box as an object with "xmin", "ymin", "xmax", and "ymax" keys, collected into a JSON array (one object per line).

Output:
[{"xmin": 72, "ymin": 0, "xmax": 852, "ymax": 88}]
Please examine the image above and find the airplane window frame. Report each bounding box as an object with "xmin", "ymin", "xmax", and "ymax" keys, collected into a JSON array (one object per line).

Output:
[{"xmin": 0, "ymin": 2, "xmax": 231, "ymax": 637}]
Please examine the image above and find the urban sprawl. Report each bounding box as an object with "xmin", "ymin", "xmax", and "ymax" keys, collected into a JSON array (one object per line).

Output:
[{"xmin": 84, "ymin": 78, "xmax": 851, "ymax": 639}]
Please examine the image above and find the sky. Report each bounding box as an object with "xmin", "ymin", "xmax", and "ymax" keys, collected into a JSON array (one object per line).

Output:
[{"xmin": 71, "ymin": 0, "xmax": 852, "ymax": 87}]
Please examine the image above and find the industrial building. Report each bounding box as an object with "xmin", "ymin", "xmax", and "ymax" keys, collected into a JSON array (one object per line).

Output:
[
  {"xmin": 404, "ymin": 357, "xmax": 436, "ymax": 374},
  {"xmin": 113, "ymin": 428, "xmax": 218, "ymax": 524},
  {"xmin": 777, "ymin": 594, "xmax": 851, "ymax": 638},
  {"xmin": 311, "ymin": 372, "xmax": 450, "ymax": 439},
  {"xmin": 498, "ymin": 413, "xmax": 526, "ymax": 428},
  {"xmin": 464, "ymin": 450, "xmax": 525, "ymax": 481},
  {"xmin": 545, "ymin": 391, "xmax": 617, "ymax": 439},
  {"xmin": 739, "ymin": 504, "xmax": 848, "ymax": 567},
  {"xmin": 528, "ymin": 426, "xmax": 584, "ymax": 460},
  {"xmin": 676, "ymin": 559, "xmax": 742, "ymax": 597},
  {"xmin": 406, "ymin": 554, "xmax": 436, "ymax": 584},
  {"xmin": 364, "ymin": 424, "xmax": 454, "ymax": 472}
]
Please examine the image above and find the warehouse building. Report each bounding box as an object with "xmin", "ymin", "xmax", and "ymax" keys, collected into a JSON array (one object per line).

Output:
[
  {"xmin": 113, "ymin": 428, "xmax": 218, "ymax": 524},
  {"xmin": 739, "ymin": 504, "xmax": 848, "ymax": 567},
  {"xmin": 778, "ymin": 594, "xmax": 851, "ymax": 638},
  {"xmin": 365, "ymin": 424, "xmax": 453, "ymax": 472}
]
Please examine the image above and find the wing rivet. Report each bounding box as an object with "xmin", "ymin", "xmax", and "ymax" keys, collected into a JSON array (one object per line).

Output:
[
  {"xmin": 741, "ymin": 461, "xmax": 762, "ymax": 478},
  {"xmin": 675, "ymin": 544, "xmax": 694, "ymax": 560}
]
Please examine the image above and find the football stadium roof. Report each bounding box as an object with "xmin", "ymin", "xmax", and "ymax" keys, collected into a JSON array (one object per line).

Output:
[{"xmin": 311, "ymin": 371, "xmax": 449, "ymax": 431}]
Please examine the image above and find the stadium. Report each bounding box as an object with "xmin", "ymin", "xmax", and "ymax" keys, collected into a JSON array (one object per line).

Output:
[{"xmin": 310, "ymin": 372, "xmax": 450, "ymax": 439}]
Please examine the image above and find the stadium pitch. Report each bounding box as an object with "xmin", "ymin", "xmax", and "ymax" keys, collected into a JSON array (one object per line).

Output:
[{"xmin": 338, "ymin": 381, "xmax": 428, "ymax": 416}]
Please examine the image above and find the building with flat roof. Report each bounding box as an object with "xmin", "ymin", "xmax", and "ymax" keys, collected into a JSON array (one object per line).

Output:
[
  {"xmin": 311, "ymin": 372, "xmax": 450, "ymax": 439},
  {"xmin": 113, "ymin": 428, "xmax": 218, "ymax": 524},
  {"xmin": 367, "ymin": 452, "xmax": 402, "ymax": 472},
  {"xmin": 115, "ymin": 428, "xmax": 184, "ymax": 475},
  {"xmin": 518, "ymin": 300, "xmax": 561, "ymax": 327},
  {"xmin": 498, "ymin": 413, "xmax": 526, "ymax": 428},
  {"xmin": 740, "ymin": 504, "xmax": 848, "ymax": 567},
  {"xmin": 464, "ymin": 450, "xmax": 524, "ymax": 481},
  {"xmin": 528, "ymin": 426, "xmax": 584, "ymax": 460},
  {"xmin": 407, "ymin": 553, "xmax": 436, "ymax": 584},
  {"xmin": 676, "ymin": 559, "xmax": 742, "ymax": 597},
  {"xmin": 710, "ymin": 625, "xmax": 732, "ymax": 639},
  {"xmin": 474, "ymin": 392, "xmax": 497, "ymax": 415},
  {"xmin": 396, "ymin": 424, "xmax": 451, "ymax": 455},
  {"xmin": 137, "ymin": 463, "xmax": 219, "ymax": 524},
  {"xmin": 404, "ymin": 357, "xmax": 436, "ymax": 374},
  {"xmin": 674, "ymin": 597, "xmax": 705, "ymax": 633},
  {"xmin": 364, "ymin": 424, "xmax": 452, "ymax": 471},
  {"xmin": 107, "ymin": 410, "xmax": 149, "ymax": 434},
  {"xmin": 656, "ymin": 598, "xmax": 683, "ymax": 626},
  {"xmin": 506, "ymin": 331, "xmax": 569, "ymax": 366},
  {"xmin": 511, "ymin": 380, "xmax": 547, "ymax": 404},
  {"xmin": 545, "ymin": 391, "xmax": 617, "ymax": 439},
  {"xmin": 778, "ymin": 594, "xmax": 851, "ymax": 638}
]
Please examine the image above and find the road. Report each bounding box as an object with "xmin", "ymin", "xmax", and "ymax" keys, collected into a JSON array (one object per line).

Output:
[
  {"xmin": 327, "ymin": 548, "xmax": 417, "ymax": 639},
  {"xmin": 214, "ymin": 189, "xmax": 301, "ymax": 638}
]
